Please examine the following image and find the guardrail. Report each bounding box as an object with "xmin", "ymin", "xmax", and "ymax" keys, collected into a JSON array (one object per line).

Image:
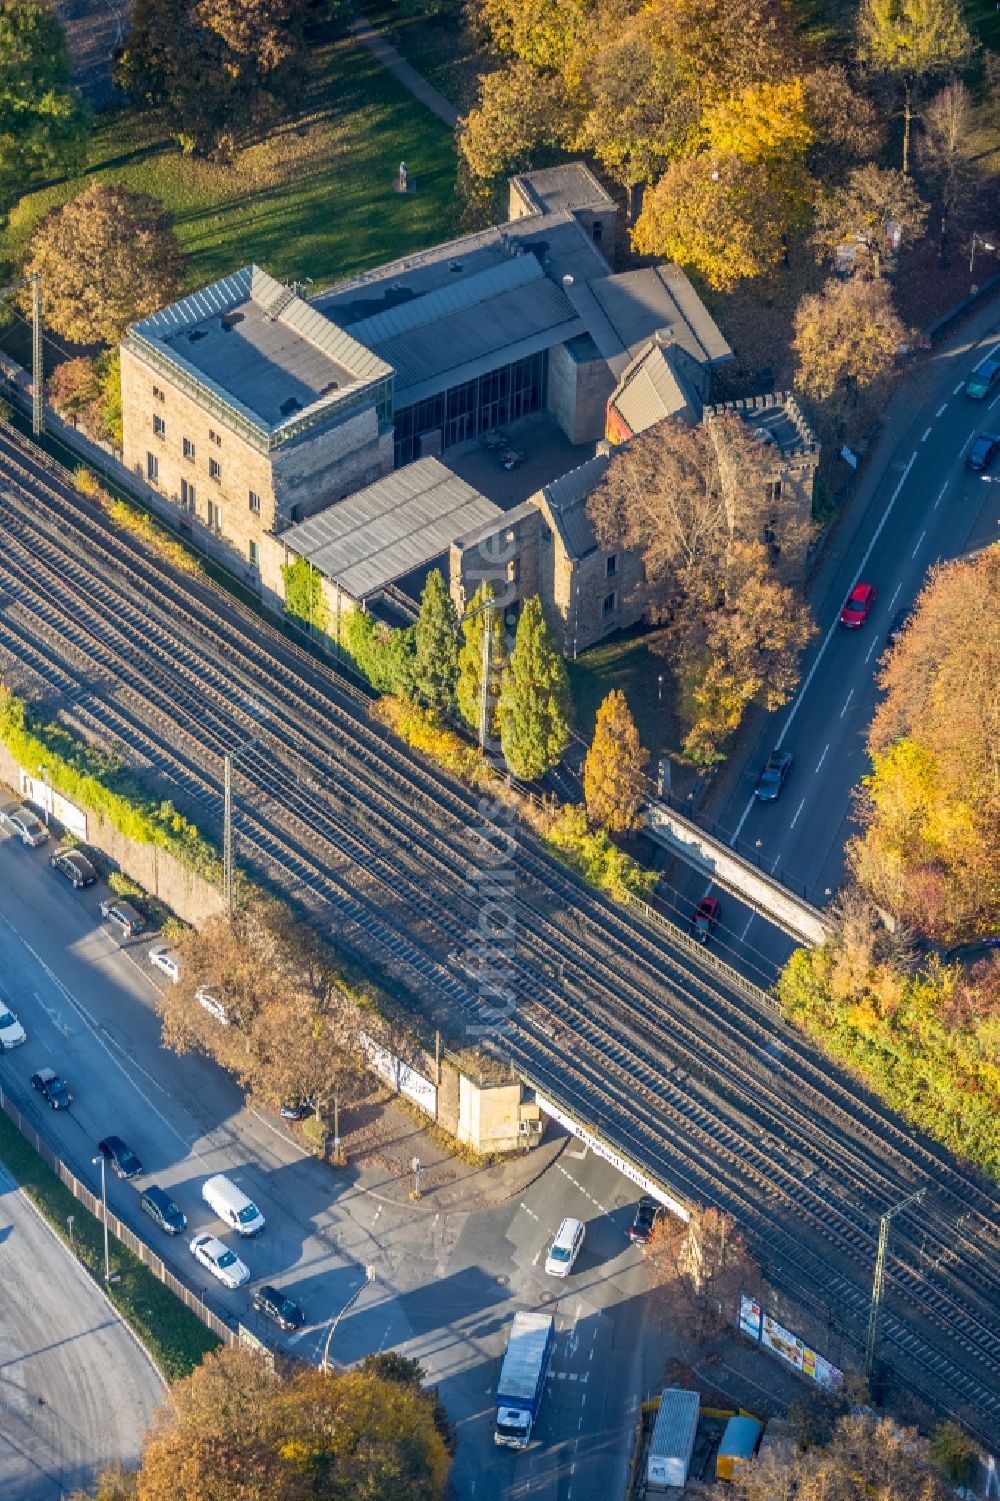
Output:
[
  {"xmin": 627, "ymin": 896, "xmax": 782, "ymax": 1011},
  {"xmin": 0, "ymin": 1087, "xmax": 236, "ymax": 1348}
]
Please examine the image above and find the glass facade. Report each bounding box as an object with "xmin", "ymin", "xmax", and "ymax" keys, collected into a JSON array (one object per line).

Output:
[{"xmin": 393, "ymin": 350, "xmax": 547, "ymax": 468}]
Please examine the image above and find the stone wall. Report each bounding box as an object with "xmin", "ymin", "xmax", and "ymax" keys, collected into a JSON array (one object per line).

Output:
[{"xmin": 449, "ymin": 503, "xmax": 542, "ymax": 628}]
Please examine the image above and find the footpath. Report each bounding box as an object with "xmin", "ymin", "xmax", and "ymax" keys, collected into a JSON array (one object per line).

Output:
[{"xmin": 348, "ymin": 15, "xmax": 459, "ymax": 128}]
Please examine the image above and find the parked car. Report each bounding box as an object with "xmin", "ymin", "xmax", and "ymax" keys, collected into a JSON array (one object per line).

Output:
[
  {"xmin": 50, "ymin": 848, "xmax": 97, "ymax": 887},
  {"xmin": 148, "ymin": 945, "xmax": 181, "ymax": 984},
  {"xmin": 195, "ymin": 987, "xmax": 231, "ymax": 1025},
  {"xmin": 189, "ymin": 1233, "xmax": 249, "ymax": 1289},
  {"xmin": 965, "ymin": 352, "xmax": 1000, "ymax": 399},
  {"xmin": 754, "ymin": 750, "xmax": 793, "ymax": 802},
  {"xmin": 691, "ymin": 896, "xmax": 720, "ymax": 944},
  {"xmin": 839, "ymin": 582, "xmax": 876, "ymax": 628},
  {"xmin": 0, "ymin": 1005, "xmax": 26, "ymax": 1049},
  {"xmin": 98, "ymin": 898, "xmax": 146, "ymax": 938},
  {"xmin": 886, "ymin": 606, "xmax": 913, "ymax": 646},
  {"xmin": 279, "ymin": 1099, "xmax": 314, "ymax": 1121},
  {"xmin": 139, "ymin": 1185, "xmax": 187, "ymax": 1235},
  {"xmin": 544, "ymin": 1217, "xmax": 586, "ymax": 1278},
  {"xmin": 628, "ymin": 1196, "xmax": 664, "ymax": 1246},
  {"xmin": 98, "ymin": 1134, "xmax": 144, "ymax": 1180},
  {"xmin": 1, "ymin": 803, "xmax": 48, "ymax": 847},
  {"xmin": 30, "ymin": 1066, "xmax": 72, "ymax": 1109},
  {"xmin": 252, "ymin": 1284, "xmax": 304, "ymax": 1331},
  {"xmin": 965, "ymin": 433, "xmax": 1000, "ymax": 473}
]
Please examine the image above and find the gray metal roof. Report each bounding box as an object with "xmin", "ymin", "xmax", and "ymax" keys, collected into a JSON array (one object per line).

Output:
[
  {"xmin": 281, "ymin": 458, "xmax": 501, "ymax": 598},
  {"xmin": 610, "ymin": 341, "xmax": 702, "ymax": 436},
  {"xmin": 127, "ymin": 264, "xmax": 391, "ymax": 441},
  {"xmin": 591, "ymin": 266, "xmax": 732, "ymax": 367},
  {"xmin": 510, "ymin": 163, "xmax": 615, "ymax": 216},
  {"xmin": 538, "ymin": 453, "xmax": 610, "ymax": 560}
]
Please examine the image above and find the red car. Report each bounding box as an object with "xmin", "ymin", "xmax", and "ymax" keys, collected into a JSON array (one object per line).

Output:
[
  {"xmin": 839, "ymin": 582, "xmax": 876, "ymax": 628},
  {"xmin": 691, "ymin": 896, "xmax": 720, "ymax": 944}
]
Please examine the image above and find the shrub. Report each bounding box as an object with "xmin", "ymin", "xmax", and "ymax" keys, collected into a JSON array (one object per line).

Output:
[
  {"xmin": 342, "ymin": 609, "xmax": 416, "ymax": 697},
  {"xmin": 372, "ymin": 696, "xmax": 488, "ymax": 785},
  {"xmin": 540, "ymin": 804, "xmax": 657, "ymax": 903}
]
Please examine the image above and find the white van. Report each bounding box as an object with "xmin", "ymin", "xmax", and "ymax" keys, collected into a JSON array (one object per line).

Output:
[
  {"xmin": 201, "ymin": 1174, "xmax": 265, "ymax": 1236},
  {"xmin": 544, "ymin": 1217, "xmax": 585, "ymax": 1278}
]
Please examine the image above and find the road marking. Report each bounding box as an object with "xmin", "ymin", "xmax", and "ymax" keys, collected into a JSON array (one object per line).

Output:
[
  {"xmin": 790, "ymin": 798, "xmax": 805, "ymax": 830},
  {"xmin": 742, "ymin": 914, "xmax": 755, "ymax": 940},
  {"xmin": 933, "ymin": 480, "xmax": 948, "ymax": 510},
  {"xmin": 532, "ymin": 1250, "xmax": 541, "ymax": 1266},
  {"xmin": 911, "ymin": 529, "xmax": 926, "ymax": 558},
  {"xmin": 921, "ymin": 426, "xmax": 932, "ymax": 442},
  {"xmin": 953, "ymin": 382, "xmax": 964, "ymax": 395},
  {"xmin": 726, "ymin": 452, "xmax": 917, "ymax": 845},
  {"xmin": 865, "ymin": 637, "xmax": 879, "ymax": 663},
  {"xmin": 771, "ymin": 851, "xmax": 782, "ymax": 872},
  {"xmin": 935, "ymin": 403, "xmax": 947, "ymax": 417},
  {"xmin": 520, "ymin": 1201, "xmax": 540, "ymax": 1222},
  {"xmin": 815, "ymin": 743, "xmax": 829, "ymax": 773},
  {"xmin": 888, "ymin": 583, "xmax": 901, "ymax": 610},
  {"xmin": 990, "ymin": 392, "xmax": 1000, "ymax": 411},
  {"xmin": 840, "ymin": 688, "xmax": 854, "ymax": 718}
]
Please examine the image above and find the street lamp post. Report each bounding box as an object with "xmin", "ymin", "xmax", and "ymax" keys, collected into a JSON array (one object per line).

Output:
[
  {"xmin": 92, "ymin": 1154, "xmax": 111, "ymax": 1282},
  {"xmin": 970, "ymin": 232, "xmax": 997, "ymax": 278},
  {"xmin": 321, "ymin": 1266, "xmax": 376, "ymax": 1373},
  {"xmin": 222, "ymin": 724, "xmax": 270, "ymax": 914},
  {"xmin": 39, "ymin": 764, "xmax": 50, "ymax": 827}
]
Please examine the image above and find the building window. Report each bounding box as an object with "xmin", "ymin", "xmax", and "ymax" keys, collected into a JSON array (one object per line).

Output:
[
  {"xmin": 506, "ymin": 556, "xmax": 520, "ymax": 585},
  {"xmin": 592, "ymin": 220, "xmax": 603, "ymax": 243},
  {"xmin": 606, "ymin": 553, "xmax": 617, "ymax": 578},
  {"xmin": 765, "ymin": 479, "xmax": 782, "ymax": 503},
  {"xmin": 603, "ymin": 591, "xmax": 617, "ymax": 615},
  {"xmin": 183, "ymin": 437, "xmax": 195, "ymax": 460},
  {"xmin": 208, "ymin": 428, "xmax": 222, "ymax": 447},
  {"xmin": 207, "ymin": 499, "xmax": 222, "ymax": 533},
  {"xmin": 152, "ymin": 414, "xmax": 165, "ymax": 438},
  {"xmin": 180, "ymin": 477, "xmax": 196, "ymax": 511},
  {"xmin": 152, "ymin": 385, "xmax": 165, "ymax": 403},
  {"xmin": 248, "ymin": 489, "xmax": 260, "ymax": 514},
  {"xmin": 146, "ymin": 451, "xmax": 158, "ymax": 483},
  {"xmin": 248, "ymin": 540, "xmax": 259, "ymax": 567},
  {"xmin": 209, "ymin": 457, "xmax": 221, "ymax": 482}
]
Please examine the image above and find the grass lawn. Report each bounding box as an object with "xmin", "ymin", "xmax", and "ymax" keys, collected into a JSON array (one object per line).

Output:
[
  {"xmin": 0, "ymin": 28, "xmax": 459, "ymax": 294},
  {"xmin": 0, "ymin": 1111, "xmax": 220, "ymax": 1380},
  {"xmin": 567, "ymin": 626, "xmax": 681, "ymax": 757},
  {"xmin": 357, "ymin": 0, "xmax": 482, "ymax": 111}
]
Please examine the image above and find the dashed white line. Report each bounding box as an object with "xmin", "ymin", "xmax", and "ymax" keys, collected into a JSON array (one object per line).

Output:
[
  {"xmin": 911, "ymin": 529, "xmax": 926, "ymax": 558},
  {"xmin": 953, "ymin": 381, "xmax": 964, "ymax": 395},
  {"xmin": 865, "ymin": 637, "xmax": 879, "ymax": 663},
  {"xmin": 920, "ymin": 426, "xmax": 932, "ymax": 442},
  {"xmin": 990, "ymin": 391, "xmax": 1000, "ymax": 411},
  {"xmin": 935, "ymin": 403, "xmax": 947, "ymax": 418},
  {"xmin": 815, "ymin": 743, "xmax": 829, "ymax": 773},
  {"xmin": 742, "ymin": 914, "xmax": 755, "ymax": 940},
  {"xmin": 888, "ymin": 583, "xmax": 901, "ymax": 609},
  {"xmin": 840, "ymin": 688, "xmax": 854, "ymax": 718},
  {"xmin": 520, "ymin": 1202, "xmax": 540, "ymax": 1222},
  {"xmin": 789, "ymin": 798, "xmax": 805, "ymax": 830},
  {"xmin": 933, "ymin": 481, "xmax": 948, "ymax": 510}
]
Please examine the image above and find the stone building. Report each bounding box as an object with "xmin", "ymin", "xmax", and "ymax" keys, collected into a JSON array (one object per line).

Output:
[{"xmin": 120, "ymin": 265, "xmax": 393, "ymax": 580}]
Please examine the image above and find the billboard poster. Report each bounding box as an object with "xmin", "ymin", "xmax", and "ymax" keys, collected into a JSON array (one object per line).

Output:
[
  {"xmin": 762, "ymin": 1313, "xmax": 805, "ymax": 1371},
  {"xmin": 812, "ymin": 1352, "xmax": 844, "ymax": 1391},
  {"xmin": 359, "ymin": 1032, "xmax": 437, "ymax": 1115},
  {"xmin": 739, "ymin": 1294, "xmax": 763, "ymax": 1342}
]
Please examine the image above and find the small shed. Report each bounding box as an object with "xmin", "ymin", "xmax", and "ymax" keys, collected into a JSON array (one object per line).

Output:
[
  {"xmin": 716, "ymin": 1415, "xmax": 763, "ymax": 1480},
  {"xmin": 646, "ymin": 1388, "xmax": 700, "ymax": 1491}
]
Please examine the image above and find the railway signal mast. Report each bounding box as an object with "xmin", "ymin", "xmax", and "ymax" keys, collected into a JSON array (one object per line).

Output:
[
  {"xmin": 0, "ymin": 271, "xmax": 44, "ymax": 436},
  {"xmin": 865, "ymin": 1186, "xmax": 926, "ymax": 1381}
]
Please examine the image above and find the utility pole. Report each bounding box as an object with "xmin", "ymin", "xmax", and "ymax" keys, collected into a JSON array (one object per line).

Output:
[
  {"xmin": 865, "ymin": 1186, "xmax": 926, "ymax": 1380},
  {"xmin": 478, "ymin": 598, "xmax": 494, "ymax": 752},
  {"xmin": 223, "ymin": 752, "xmax": 234, "ymax": 914},
  {"xmin": 31, "ymin": 272, "xmax": 43, "ymax": 437}
]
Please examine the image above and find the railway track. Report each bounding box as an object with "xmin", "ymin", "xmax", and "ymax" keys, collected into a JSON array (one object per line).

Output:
[{"xmin": 0, "ymin": 423, "xmax": 997, "ymax": 1439}]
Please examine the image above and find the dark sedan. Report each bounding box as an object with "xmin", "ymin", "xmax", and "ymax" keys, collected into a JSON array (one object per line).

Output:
[
  {"xmin": 31, "ymin": 1067, "xmax": 72, "ymax": 1109},
  {"xmin": 98, "ymin": 1134, "xmax": 144, "ymax": 1179},
  {"xmin": 628, "ymin": 1196, "xmax": 664, "ymax": 1245},
  {"xmin": 966, "ymin": 433, "xmax": 1000, "ymax": 473},
  {"xmin": 754, "ymin": 750, "xmax": 793, "ymax": 802},
  {"xmin": 252, "ymin": 1284, "xmax": 304, "ymax": 1331},
  {"xmin": 50, "ymin": 848, "xmax": 98, "ymax": 888}
]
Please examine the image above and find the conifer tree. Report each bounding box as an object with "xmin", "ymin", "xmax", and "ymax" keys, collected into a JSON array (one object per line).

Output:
[
  {"xmin": 498, "ymin": 596, "xmax": 572, "ymax": 779},
  {"xmin": 413, "ymin": 569, "xmax": 458, "ymax": 714},
  {"xmin": 456, "ymin": 583, "xmax": 505, "ymax": 736},
  {"xmin": 583, "ymin": 689, "xmax": 649, "ymax": 833}
]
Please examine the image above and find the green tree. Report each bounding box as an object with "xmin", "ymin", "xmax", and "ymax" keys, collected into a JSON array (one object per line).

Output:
[
  {"xmin": 413, "ymin": 568, "xmax": 459, "ymax": 714},
  {"xmin": 0, "ymin": 0, "xmax": 88, "ymax": 217},
  {"xmin": 857, "ymin": 0, "xmax": 974, "ymax": 173},
  {"xmin": 811, "ymin": 163, "xmax": 929, "ymax": 278},
  {"xmin": 456, "ymin": 583, "xmax": 505, "ymax": 735},
  {"xmin": 793, "ymin": 277, "xmax": 909, "ymax": 402},
  {"xmin": 458, "ymin": 61, "xmax": 573, "ymax": 184},
  {"xmin": 498, "ymin": 595, "xmax": 571, "ymax": 780},
  {"xmin": 583, "ymin": 689, "xmax": 649, "ymax": 832},
  {"xmin": 25, "ymin": 184, "xmax": 185, "ymax": 346},
  {"xmin": 930, "ymin": 1421, "xmax": 976, "ymax": 1486}
]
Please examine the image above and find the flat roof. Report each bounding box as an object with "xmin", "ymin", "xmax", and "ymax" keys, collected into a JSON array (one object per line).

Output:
[
  {"xmin": 510, "ymin": 163, "xmax": 615, "ymax": 216},
  {"xmin": 591, "ymin": 266, "xmax": 733, "ymax": 367},
  {"xmin": 281, "ymin": 457, "xmax": 501, "ymax": 598}
]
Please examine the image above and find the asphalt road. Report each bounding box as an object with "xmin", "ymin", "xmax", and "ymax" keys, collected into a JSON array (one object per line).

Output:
[
  {"xmin": 682, "ymin": 313, "xmax": 1000, "ymax": 976},
  {"xmin": 0, "ymin": 1162, "xmax": 165, "ymax": 1499},
  {"xmin": 0, "ymin": 834, "xmax": 655, "ymax": 1499}
]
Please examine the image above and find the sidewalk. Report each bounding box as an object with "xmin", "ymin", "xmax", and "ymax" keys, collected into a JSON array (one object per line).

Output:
[{"xmin": 348, "ymin": 15, "xmax": 459, "ymax": 129}]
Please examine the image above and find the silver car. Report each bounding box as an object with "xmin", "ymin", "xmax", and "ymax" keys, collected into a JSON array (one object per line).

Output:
[{"xmin": 1, "ymin": 804, "xmax": 48, "ymax": 847}]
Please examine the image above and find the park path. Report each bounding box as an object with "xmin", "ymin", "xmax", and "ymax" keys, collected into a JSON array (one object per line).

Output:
[{"xmin": 348, "ymin": 15, "xmax": 459, "ymax": 129}]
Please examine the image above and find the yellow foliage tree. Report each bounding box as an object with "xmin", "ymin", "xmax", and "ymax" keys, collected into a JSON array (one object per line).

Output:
[
  {"xmin": 583, "ymin": 689, "xmax": 650, "ymax": 833},
  {"xmin": 700, "ymin": 78, "xmax": 812, "ymax": 165}
]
